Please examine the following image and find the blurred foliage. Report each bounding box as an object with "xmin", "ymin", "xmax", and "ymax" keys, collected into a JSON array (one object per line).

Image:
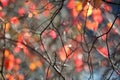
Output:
[{"xmin": 0, "ymin": 0, "xmax": 120, "ymax": 80}]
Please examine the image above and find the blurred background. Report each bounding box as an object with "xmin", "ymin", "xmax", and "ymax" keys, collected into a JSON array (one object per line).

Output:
[{"xmin": 0, "ymin": 0, "xmax": 120, "ymax": 80}]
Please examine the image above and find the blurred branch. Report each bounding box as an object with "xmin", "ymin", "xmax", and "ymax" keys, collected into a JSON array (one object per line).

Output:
[{"xmin": 102, "ymin": 0, "xmax": 120, "ymax": 5}]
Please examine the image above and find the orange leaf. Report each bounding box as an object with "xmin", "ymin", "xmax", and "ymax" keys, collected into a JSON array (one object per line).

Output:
[
  {"xmin": 35, "ymin": 61, "xmax": 42, "ymax": 67},
  {"xmin": 3, "ymin": 23, "xmax": 10, "ymax": 32},
  {"xmin": 59, "ymin": 45, "xmax": 71, "ymax": 61},
  {"xmin": 17, "ymin": 74, "xmax": 24, "ymax": 80},
  {"xmin": 75, "ymin": 1, "xmax": 82, "ymax": 12},
  {"xmin": 14, "ymin": 64, "xmax": 20, "ymax": 71},
  {"xmin": 6, "ymin": 74, "xmax": 14, "ymax": 80},
  {"xmin": 4, "ymin": 49, "xmax": 10, "ymax": 57},
  {"xmin": 29, "ymin": 62, "xmax": 36, "ymax": 71},
  {"xmin": 5, "ymin": 22, "xmax": 10, "ymax": 32},
  {"xmin": 86, "ymin": 20, "xmax": 98, "ymax": 32}
]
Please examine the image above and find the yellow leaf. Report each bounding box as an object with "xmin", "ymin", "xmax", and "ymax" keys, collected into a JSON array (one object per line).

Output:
[
  {"xmin": 5, "ymin": 22, "xmax": 10, "ymax": 32},
  {"xmin": 75, "ymin": 1, "xmax": 82, "ymax": 12},
  {"xmin": 29, "ymin": 62, "xmax": 36, "ymax": 71},
  {"xmin": 83, "ymin": 4, "xmax": 93, "ymax": 17},
  {"xmin": 4, "ymin": 49, "xmax": 10, "ymax": 57}
]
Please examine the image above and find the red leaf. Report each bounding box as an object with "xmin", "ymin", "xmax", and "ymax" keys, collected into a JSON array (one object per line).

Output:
[
  {"xmin": 10, "ymin": 17, "xmax": 19, "ymax": 24},
  {"xmin": 18, "ymin": 8, "xmax": 25, "ymax": 16},
  {"xmin": 71, "ymin": 8, "xmax": 78, "ymax": 19},
  {"xmin": 74, "ymin": 59, "xmax": 83, "ymax": 72},
  {"xmin": 14, "ymin": 46, "xmax": 21, "ymax": 53},
  {"xmin": 29, "ymin": 3, "xmax": 36, "ymax": 12},
  {"xmin": 0, "ymin": 0, "xmax": 8, "ymax": 7},
  {"xmin": 5, "ymin": 54, "xmax": 15, "ymax": 71},
  {"xmin": 97, "ymin": 47, "xmax": 108, "ymax": 58},
  {"xmin": 49, "ymin": 30, "xmax": 57, "ymax": 39},
  {"xmin": 0, "ymin": 11, "xmax": 5, "ymax": 18},
  {"xmin": 92, "ymin": 9, "xmax": 103, "ymax": 23},
  {"xmin": 67, "ymin": 0, "xmax": 75, "ymax": 9}
]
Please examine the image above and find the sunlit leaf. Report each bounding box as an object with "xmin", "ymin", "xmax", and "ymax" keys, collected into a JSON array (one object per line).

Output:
[
  {"xmin": 75, "ymin": 1, "xmax": 82, "ymax": 12},
  {"xmin": 28, "ymin": 12, "xmax": 33, "ymax": 18},
  {"xmin": 83, "ymin": 4, "xmax": 93, "ymax": 17},
  {"xmin": 29, "ymin": 62, "xmax": 37, "ymax": 71},
  {"xmin": 4, "ymin": 49, "xmax": 10, "ymax": 57},
  {"xmin": 59, "ymin": 45, "xmax": 71, "ymax": 61}
]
